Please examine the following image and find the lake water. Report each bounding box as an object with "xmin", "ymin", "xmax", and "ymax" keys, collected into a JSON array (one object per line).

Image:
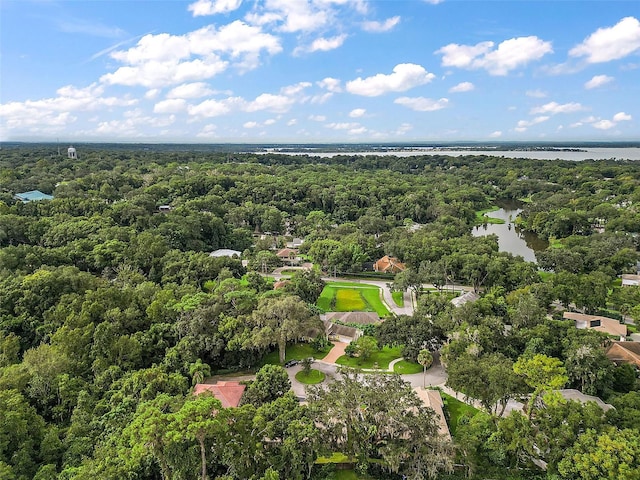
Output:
[
  {"xmin": 263, "ymin": 147, "xmax": 640, "ymax": 161},
  {"xmin": 472, "ymin": 207, "xmax": 548, "ymax": 263}
]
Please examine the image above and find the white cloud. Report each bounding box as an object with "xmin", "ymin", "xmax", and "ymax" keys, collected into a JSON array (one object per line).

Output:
[
  {"xmin": 436, "ymin": 36, "xmax": 553, "ymax": 75},
  {"xmin": 287, "ymin": 118, "xmax": 297, "ymax": 126},
  {"xmin": 0, "ymin": 83, "xmax": 136, "ymax": 132},
  {"xmin": 281, "ymin": 82, "xmax": 312, "ymax": 96},
  {"xmin": 102, "ymin": 21, "xmax": 281, "ymax": 87},
  {"xmin": 489, "ymin": 130, "xmax": 502, "ymax": 138},
  {"xmin": 516, "ymin": 116, "xmax": 550, "ymax": 128},
  {"xmin": 584, "ymin": 74, "xmax": 614, "ymax": 89},
  {"xmin": 153, "ymin": 99, "xmax": 187, "ymax": 113},
  {"xmin": 449, "ymin": 81, "xmax": 474, "ymax": 93},
  {"xmin": 310, "ymin": 34, "xmax": 347, "ymax": 52},
  {"xmin": 188, "ymin": 98, "xmax": 234, "ymax": 117},
  {"xmin": 167, "ymin": 82, "xmax": 216, "ymax": 99},
  {"xmin": 593, "ymin": 119, "xmax": 616, "ymax": 130},
  {"xmin": 530, "ymin": 102, "xmax": 585, "ymax": 115},
  {"xmin": 613, "ymin": 111, "xmax": 632, "ymax": 122},
  {"xmin": 423, "ymin": 0, "xmax": 444, "ymax": 4},
  {"xmin": 570, "ymin": 17, "xmax": 640, "ymax": 63},
  {"xmin": 362, "ymin": 16, "xmax": 400, "ymax": 33},
  {"xmin": 349, "ymin": 108, "xmax": 366, "ymax": 118},
  {"xmin": 196, "ymin": 124, "xmax": 218, "ymax": 138},
  {"xmin": 325, "ymin": 122, "xmax": 360, "ymax": 130},
  {"xmin": 348, "ymin": 126, "xmax": 367, "ymax": 135},
  {"xmin": 526, "ymin": 89, "xmax": 547, "ymax": 98},
  {"xmin": 145, "ymin": 89, "xmax": 161, "ymax": 100},
  {"xmin": 309, "ymin": 114, "xmax": 326, "ymax": 121},
  {"xmin": 264, "ymin": 118, "xmax": 277, "ymax": 125},
  {"xmin": 243, "ymin": 121, "xmax": 259, "ymax": 128},
  {"xmin": 346, "ymin": 63, "xmax": 435, "ymax": 96},
  {"xmin": 394, "ymin": 96, "xmax": 449, "ymax": 111},
  {"xmin": 244, "ymin": 93, "xmax": 295, "ymax": 112},
  {"xmin": 188, "ymin": 0, "xmax": 242, "ymax": 16},
  {"xmin": 437, "ymin": 41, "xmax": 493, "ymax": 68},
  {"xmin": 317, "ymin": 77, "xmax": 342, "ymax": 92}
]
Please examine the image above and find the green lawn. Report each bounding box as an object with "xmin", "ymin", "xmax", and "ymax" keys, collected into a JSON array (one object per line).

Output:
[
  {"xmin": 261, "ymin": 342, "xmax": 331, "ymax": 366},
  {"xmin": 393, "ymin": 359, "xmax": 423, "ymax": 374},
  {"xmin": 295, "ymin": 368, "xmax": 326, "ymax": 384},
  {"xmin": 475, "ymin": 207, "xmax": 506, "ymax": 225},
  {"xmin": 441, "ymin": 392, "xmax": 481, "ymax": 438},
  {"xmin": 317, "ymin": 282, "xmax": 390, "ymax": 316},
  {"xmin": 335, "ymin": 345, "xmax": 403, "ymax": 370},
  {"xmin": 391, "ymin": 291, "xmax": 404, "ymax": 307}
]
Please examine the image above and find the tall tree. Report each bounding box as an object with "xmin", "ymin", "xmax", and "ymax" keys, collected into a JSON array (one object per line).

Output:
[
  {"xmin": 307, "ymin": 369, "xmax": 454, "ymax": 477},
  {"xmin": 246, "ymin": 295, "xmax": 323, "ymax": 363}
]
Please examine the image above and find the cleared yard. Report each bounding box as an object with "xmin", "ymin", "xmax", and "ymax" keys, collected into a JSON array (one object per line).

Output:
[
  {"xmin": 335, "ymin": 345, "xmax": 403, "ymax": 370},
  {"xmin": 317, "ymin": 281, "xmax": 390, "ymax": 317}
]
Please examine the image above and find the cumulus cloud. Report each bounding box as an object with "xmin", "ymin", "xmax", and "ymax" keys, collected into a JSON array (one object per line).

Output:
[
  {"xmin": 584, "ymin": 74, "xmax": 614, "ymax": 89},
  {"xmin": 243, "ymin": 121, "xmax": 259, "ymax": 128},
  {"xmin": 394, "ymin": 96, "xmax": 449, "ymax": 111},
  {"xmin": 167, "ymin": 82, "xmax": 216, "ymax": 99},
  {"xmin": 613, "ymin": 111, "xmax": 632, "ymax": 122},
  {"xmin": 153, "ymin": 99, "xmax": 187, "ymax": 113},
  {"xmin": 349, "ymin": 108, "xmax": 366, "ymax": 118},
  {"xmin": 592, "ymin": 119, "xmax": 616, "ymax": 130},
  {"xmin": 188, "ymin": 98, "xmax": 236, "ymax": 117},
  {"xmin": 244, "ymin": 93, "xmax": 295, "ymax": 112},
  {"xmin": 325, "ymin": 122, "xmax": 360, "ymax": 130},
  {"xmin": 489, "ymin": 130, "xmax": 502, "ymax": 138},
  {"xmin": 436, "ymin": 36, "xmax": 553, "ymax": 75},
  {"xmin": 449, "ymin": 81, "xmax": 474, "ymax": 93},
  {"xmin": 0, "ymin": 83, "xmax": 136, "ymax": 131},
  {"xmin": 570, "ymin": 17, "xmax": 640, "ymax": 63},
  {"xmin": 530, "ymin": 101, "xmax": 585, "ymax": 115},
  {"xmin": 516, "ymin": 116, "xmax": 550, "ymax": 128},
  {"xmin": 309, "ymin": 114, "xmax": 326, "ymax": 121},
  {"xmin": 102, "ymin": 21, "xmax": 281, "ymax": 87},
  {"xmin": 188, "ymin": 0, "xmax": 242, "ymax": 16},
  {"xmin": 295, "ymin": 34, "xmax": 347, "ymax": 55},
  {"xmin": 346, "ymin": 63, "xmax": 435, "ymax": 96},
  {"xmin": 362, "ymin": 16, "xmax": 400, "ymax": 33},
  {"xmin": 317, "ymin": 77, "xmax": 342, "ymax": 92}
]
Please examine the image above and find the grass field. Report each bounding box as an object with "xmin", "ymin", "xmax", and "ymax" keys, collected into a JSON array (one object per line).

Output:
[
  {"xmin": 475, "ymin": 207, "xmax": 506, "ymax": 225},
  {"xmin": 295, "ymin": 368, "xmax": 326, "ymax": 384},
  {"xmin": 317, "ymin": 281, "xmax": 390, "ymax": 316},
  {"xmin": 441, "ymin": 392, "xmax": 481, "ymax": 438},
  {"xmin": 391, "ymin": 291, "xmax": 404, "ymax": 307},
  {"xmin": 393, "ymin": 359, "xmax": 423, "ymax": 374},
  {"xmin": 335, "ymin": 345, "xmax": 403, "ymax": 369},
  {"xmin": 261, "ymin": 343, "xmax": 331, "ymax": 366}
]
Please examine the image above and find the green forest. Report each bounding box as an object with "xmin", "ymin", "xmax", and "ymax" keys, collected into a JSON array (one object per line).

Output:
[{"xmin": 1, "ymin": 145, "xmax": 639, "ymax": 480}]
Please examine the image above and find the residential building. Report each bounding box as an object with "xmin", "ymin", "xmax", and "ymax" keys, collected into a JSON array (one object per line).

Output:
[
  {"xmin": 373, "ymin": 255, "xmax": 406, "ymax": 274},
  {"xmin": 563, "ymin": 311, "xmax": 627, "ymax": 340},
  {"xmin": 14, "ymin": 190, "xmax": 54, "ymax": 202},
  {"xmin": 193, "ymin": 381, "xmax": 246, "ymax": 408},
  {"xmin": 605, "ymin": 341, "xmax": 640, "ymax": 369}
]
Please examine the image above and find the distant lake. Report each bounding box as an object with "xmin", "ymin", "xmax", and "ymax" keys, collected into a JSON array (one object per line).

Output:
[
  {"xmin": 472, "ymin": 204, "xmax": 548, "ymax": 263},
  {"xmin": 263, "ymin": 147, "xmax": 640, "ymax": 161}
]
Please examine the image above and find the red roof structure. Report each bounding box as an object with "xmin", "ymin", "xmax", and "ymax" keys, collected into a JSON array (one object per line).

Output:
[
  {"xmin": 373, "ymin": 255, "xmax": 406, "ymax": 274},
  {"xmin": 193, "ymin": 381, "xmax": 246, "ymax": 408}
]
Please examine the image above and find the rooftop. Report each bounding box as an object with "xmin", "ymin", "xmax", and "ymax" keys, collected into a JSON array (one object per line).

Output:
[
  {"xmin": 14, "ymin": 190, "xmax": 54, "ymax": 202},
  {"xmin": 193, "ymin": 381, "xmax": 246, "ymax": 408}
]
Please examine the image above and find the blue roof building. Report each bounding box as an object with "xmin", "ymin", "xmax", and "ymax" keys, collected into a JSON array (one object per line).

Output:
[{"xmin": 14, "ymin": 190, "xmax": 54, "ymax": 202}]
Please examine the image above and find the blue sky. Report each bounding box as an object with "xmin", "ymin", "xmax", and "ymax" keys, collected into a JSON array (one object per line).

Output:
[{"xmin": 1, "ymin": 0, "xmax": 639, "ymax": 143}]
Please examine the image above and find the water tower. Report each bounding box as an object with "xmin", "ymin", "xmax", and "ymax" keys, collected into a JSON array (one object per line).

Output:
[{"xmin": 68, "ymin": 146, "xmax": 77, "ymax": 159}]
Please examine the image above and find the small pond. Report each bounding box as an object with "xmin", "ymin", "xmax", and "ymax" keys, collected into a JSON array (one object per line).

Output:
[{"xmin": 472, "ymin": 203, "xmax": 548, "ymax": 263}]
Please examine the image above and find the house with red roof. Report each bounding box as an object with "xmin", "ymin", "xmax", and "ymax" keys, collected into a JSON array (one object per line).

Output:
[
  {"xmin": 373, "ymin": 255, "xmax": 406, "ymax": 274},
  {"xmin": 193, "ymin": 381, "xmax": 246, "ymax": 408}
]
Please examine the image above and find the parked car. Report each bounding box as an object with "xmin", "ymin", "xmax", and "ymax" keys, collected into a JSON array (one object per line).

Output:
[{"xmin": 284, "ymin": 359, "xmax": 299, "ymax": 368}]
